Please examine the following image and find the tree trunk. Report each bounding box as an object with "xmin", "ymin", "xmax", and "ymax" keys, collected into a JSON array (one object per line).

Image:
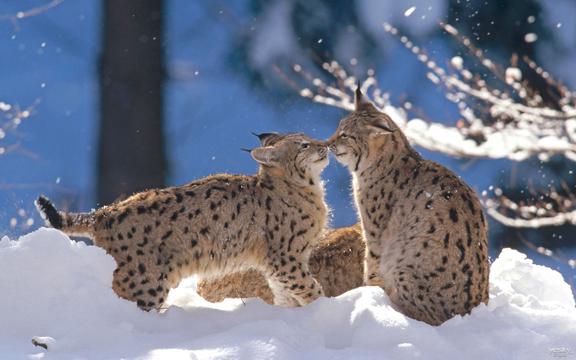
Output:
[{"xmin": 98, "ymin": 0, "xmax": 166, "ymax": 205}]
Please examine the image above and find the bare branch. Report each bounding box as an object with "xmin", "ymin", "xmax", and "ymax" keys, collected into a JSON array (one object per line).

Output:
[
  {"xmin": 0, "ymin": 0, "xmax": 64, "ymax": 22},
  {"xmin": 484, "ymin": 186, "xmax": 576, "ymax": 228},
  {"xmin": 487, "ymin": 206, "xmax": 576, "ymax": 228},
  {"xmin": 0, "ymin": 99, "xmax": 39, "ymax": 156},
  {"xmin": 289, "ymin": 22, "xmax": 576, "ymax": 163}
]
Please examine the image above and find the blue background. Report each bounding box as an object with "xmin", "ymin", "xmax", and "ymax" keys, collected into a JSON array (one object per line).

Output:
[{"xmin": 0, "ymin": 0, "xmax": 574, "ymax": 289}]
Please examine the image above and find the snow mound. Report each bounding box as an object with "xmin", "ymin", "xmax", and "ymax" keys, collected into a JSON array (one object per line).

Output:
[{"xmin": 1, "ymin": 228, "xmax": 575, "ymax": 359}]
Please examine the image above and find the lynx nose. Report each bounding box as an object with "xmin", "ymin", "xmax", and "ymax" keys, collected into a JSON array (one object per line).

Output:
[{"xmin": 327, "ymin": 143, "xmax": 337, "ymax": 154}]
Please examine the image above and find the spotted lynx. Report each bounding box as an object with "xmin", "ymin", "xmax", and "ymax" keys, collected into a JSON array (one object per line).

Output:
[
  {"xmin": 197, "ymin": 225, "xmax": 364, "ymax": 303},
  {"xmin": 327, "ymin": 88, "xmax": 489, "ymax": 325},
  {"xmin": 36, "ymin": 133, "xmax": 329, "ymax": 310}
]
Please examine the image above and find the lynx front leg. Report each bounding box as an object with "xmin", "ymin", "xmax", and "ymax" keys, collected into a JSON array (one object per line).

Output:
[
  {"xmin": 364, "ymin": 240, "xmax": 386, "ymax": 287},
  {"xmin": 265, "ymin": 261, "xmax": 324, "ymax": 307}
]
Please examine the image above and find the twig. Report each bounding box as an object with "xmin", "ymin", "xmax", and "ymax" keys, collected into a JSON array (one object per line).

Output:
[
  {"xmin": 485, "ymin": 187, "xmax": 576, "ymax": 228},
  {"xmin": 0, "ymin": 0, "xmax": 64, "ymax": 21},
  {"xmin": 1, "ymin": 99, "xmax": 40, "ymax": 157}
]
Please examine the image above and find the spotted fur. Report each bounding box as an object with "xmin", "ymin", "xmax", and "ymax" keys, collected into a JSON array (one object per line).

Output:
[
  {"xmin": 327, "ymin": 88, "xmax": 489, "ymax": 325},
  {"xmin": 36, "ymin": 133, "xmax": 330, "ymax": 310},
  {"xmin": 197, "ymin": 224, "xmax": 365, "ymax": 303}
]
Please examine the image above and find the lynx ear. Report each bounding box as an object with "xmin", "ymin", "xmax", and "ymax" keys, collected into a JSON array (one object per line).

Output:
[
  {"xmin": 251, "ymin": 132, "xmax": 281, "ymax": 146},
  {"xmin": 367, "ymin": 114, "xmax": 397, "ymax": 135},
  {"xmin": 354, "ymin": 85, "xmax": 366, "ymax": 111},
  {"xmin": 251, "ymin": 146, "xmax": 280, "ymax": 165},
  {"xmin": 354, "ymin": 84, "xmax": 378, "ymax": 112}
]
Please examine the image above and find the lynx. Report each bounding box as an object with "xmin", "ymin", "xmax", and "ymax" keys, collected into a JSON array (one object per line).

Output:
[
  {"xmin": 197, "ymin": 225, "xmax": 364, "ymax": 303},
  {"xmin": 36, "ymin": 133, "xmax": 329, "ymax": 310},
  {"xmin": 327, "ymin": 88, "xmax": 489, "ymax": 325}
]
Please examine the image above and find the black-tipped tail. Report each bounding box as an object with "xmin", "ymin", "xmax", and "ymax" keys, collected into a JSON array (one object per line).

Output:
[
  {"xmin": 35, "ymin": 195, "xmax": 95, "ymax": 237},
  {"xmin": 35, "ymin": 195, "xmax": 63, "ymax": 229}
]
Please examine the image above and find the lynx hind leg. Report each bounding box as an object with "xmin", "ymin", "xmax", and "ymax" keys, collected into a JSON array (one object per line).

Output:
[
  {"xmin": 265, "ymin": 260, "xmax": 324, "ymax": 307},
  {"xmin": 309, "ymin": 226, "xmax": 365, "ymax": 297},
  {"xmin": 198, "ymin": 226, "xmax": 366, "ymax": 303},
  {"xmin": 112, "ymin": 261, "xmax": 170, "ymax": 311},
  {"xmin": 386, "ymin": 273, "xmax": 446, "ymax": 326},
  {"xmin": 197, "ymin": 270, "xmax": 274, "ymax": 304}
]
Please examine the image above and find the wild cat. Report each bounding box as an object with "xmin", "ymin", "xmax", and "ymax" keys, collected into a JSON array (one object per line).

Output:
[
  {"xmin": 36, "ymin": 132, "xmax": 329, "ymax": 310},
  {"xmin": 327, "ymin": 88, "xmax": 489, "ymax": 325},
  {"xmin": 197, "ymin": 224, "xmax": 365, "ymax": 304},
  {"xmin": 195, "ymin": 133, "xmax": 365, "ymax": 304}
]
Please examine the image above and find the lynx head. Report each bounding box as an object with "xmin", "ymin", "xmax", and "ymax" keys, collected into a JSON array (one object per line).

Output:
[
  {"xmin": 327, "ymin": 87, "xmax": 397, "ymax": 172},
  {"xmin": 250, "ymin": 132, "xmax": 329, "ymax": 186},
  {"xmin": 252, "ymin": 132, "xmax": 284, "ymax": 147}
]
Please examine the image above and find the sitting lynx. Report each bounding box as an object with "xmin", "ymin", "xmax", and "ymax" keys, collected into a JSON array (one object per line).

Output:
[
  {"xmin": 197, "ymin": 225, "xmax": 364, "ymax": 303},
  {"xmin": 327, "ymin": 88, "xmax": 489, "ymax": 325},
  {"xmin": 36, "ymin": 133, "xmax": 329, "ymax": 310}
]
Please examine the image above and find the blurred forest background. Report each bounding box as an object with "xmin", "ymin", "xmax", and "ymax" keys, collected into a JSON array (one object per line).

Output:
[{"xmin": 0, "ymin": 0, "xmax": 574, "ymax": 291}]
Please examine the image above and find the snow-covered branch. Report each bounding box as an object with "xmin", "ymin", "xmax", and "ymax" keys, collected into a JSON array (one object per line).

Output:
[
  {"xmin": 290, "ymin": 23, "xmax": 576, "ymax": 163},
  {"xmin": 485, "ymin": 186, "xmax": 576, "ymax": 228},
  {"xmin": 0, "ymin": 100, "xmax": 37, "ymax": 156},
  {"xmin": 0, "ymin": 0, "xmax": 64, "ymax": 22}
]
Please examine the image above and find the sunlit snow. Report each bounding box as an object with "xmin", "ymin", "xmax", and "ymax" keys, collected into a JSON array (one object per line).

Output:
[{"xmin": 0, "ymin": 228, "xmax": 574, "ymax": 359}]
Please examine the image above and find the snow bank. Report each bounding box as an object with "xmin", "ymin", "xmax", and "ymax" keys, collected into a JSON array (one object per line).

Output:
[{"xmin": 1, "ymin": 228, "xmax": 575, "ymax": 359}]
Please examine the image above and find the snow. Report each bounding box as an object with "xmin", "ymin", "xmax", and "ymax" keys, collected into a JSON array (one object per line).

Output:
[
  {"xmin": 403, "ymin": 6, "xmax": 416, "ymax": 17},
  {"xmin": 392, "ymin": 109, "xmax": 576, "ymax": 162},
  {"xmin": 450, "ymin": 56, "xmax": 463, "ymax": 70},
  {"xmin": 1, "ymin": 228, "xmax": 575, "ymax": 359},
  {"xmin": 505, "ymin": 67, "xmax": 522, "ymax": 84},
  {"xmin": 524, "ymin": 33, "xmax": 539, "ymax": 43}
]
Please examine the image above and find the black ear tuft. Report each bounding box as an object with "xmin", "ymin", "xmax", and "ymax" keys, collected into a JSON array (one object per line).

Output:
[
  {"xmin": 251, "ymin": 132, "xmax": 281, "ymax": 146},
  {"xmin": 354, "ymin": 83, "xmax": 365, "ymax": 111},
  {"xmin": 354, "ymin": 83, "xmax": 379, "ymax": 112},
  {"xmin": 240, "ymin": 148, "xmax": 252, "ymax": 153}
]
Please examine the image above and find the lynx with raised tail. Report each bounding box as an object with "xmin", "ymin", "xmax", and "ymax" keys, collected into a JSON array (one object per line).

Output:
[{"xmin": 37, "ymin": 133, "xmax": 329, "ymax": 310}]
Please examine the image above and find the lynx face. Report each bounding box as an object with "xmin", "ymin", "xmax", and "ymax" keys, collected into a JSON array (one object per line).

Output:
[
  {"xmin": 328, "ymin": 103, "xmax": 396, "ymax": 172},
  {"xmin": 251, "ymin": 133, "xmax": 329, "ymax": 186}
]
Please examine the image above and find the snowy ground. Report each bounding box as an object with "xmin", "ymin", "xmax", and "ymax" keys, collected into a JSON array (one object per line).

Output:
[{"xmin": 1, "ymin": 228, "xmax": 575, "ymax": 360}]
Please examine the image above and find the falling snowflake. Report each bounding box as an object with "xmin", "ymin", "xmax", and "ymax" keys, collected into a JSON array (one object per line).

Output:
[{"xmin": 404, "ymin": 6, "xmax": 416, "ymax": 17}]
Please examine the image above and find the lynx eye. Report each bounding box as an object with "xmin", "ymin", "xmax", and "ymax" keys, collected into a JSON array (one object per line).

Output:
[
  {"xmin": 339, "ymin": 132, "xmax": 349, "ymax": 139},
  {"xmin": 300, "ymin": 142, "xmax": 310, "ymax": 149}
]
